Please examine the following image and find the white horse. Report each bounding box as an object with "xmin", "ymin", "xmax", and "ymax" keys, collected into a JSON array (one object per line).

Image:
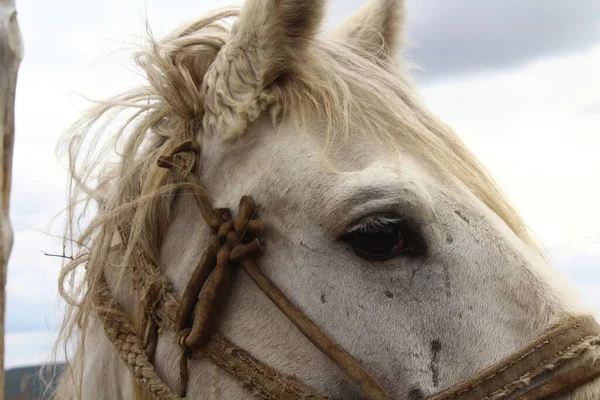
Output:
[{"xmin": 53, "ymin": 0, "xmax": 600, "ymax": 399}]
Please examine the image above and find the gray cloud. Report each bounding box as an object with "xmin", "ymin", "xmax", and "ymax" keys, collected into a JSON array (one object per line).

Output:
[{"xmin": 328, "ymin": 0, "xmax": 600, "ymax": 82}]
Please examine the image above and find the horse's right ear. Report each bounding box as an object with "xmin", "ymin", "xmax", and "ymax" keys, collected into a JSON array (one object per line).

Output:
[
  {"xmin": 333, "ymin": 0, "xmax": 405, "ymax": 63},
  {"xmin": 202, "ymin": 0, "xmax": 326, "ymax": 139}
]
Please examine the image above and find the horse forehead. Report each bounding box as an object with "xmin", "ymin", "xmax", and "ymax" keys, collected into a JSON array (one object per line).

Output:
[
  {"xmin": 253, "ymin": 136, "xmax": 407, "ymax": 195},
  {"xmin": 248, "ymin": 143, "xmax": 433, "ymax": 229},
  {"xmin": 246, "ymin": 121, "xmax": 408, "ymax": 179},
  {"xmin": 211, "ymin": 119, "xmax": 426, "ymax": 211}
]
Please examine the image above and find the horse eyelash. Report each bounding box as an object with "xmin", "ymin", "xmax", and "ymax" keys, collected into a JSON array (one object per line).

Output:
[{"xmin": 346, "ymin": 213, "xmax": 403, "ymax": 233}]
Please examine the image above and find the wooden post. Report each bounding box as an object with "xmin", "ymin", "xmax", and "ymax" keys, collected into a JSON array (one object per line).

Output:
[{"xmin": 1, "ymin": 0, "xmax": 23, "ymax": 397}]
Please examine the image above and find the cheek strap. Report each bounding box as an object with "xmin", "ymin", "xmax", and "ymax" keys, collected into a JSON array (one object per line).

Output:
[{"xmin": 426, "ymin": 315, "xmax": 600, "ymax": 400}]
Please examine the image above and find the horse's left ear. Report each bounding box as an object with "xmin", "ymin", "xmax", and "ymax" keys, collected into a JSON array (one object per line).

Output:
[
  {"xmin": 202, "ymin": 0, "xmax": 326, "ymax": 139},
  {"xmin": 333, "ymin": 0, "xmax": 405, "ymax": 62}
]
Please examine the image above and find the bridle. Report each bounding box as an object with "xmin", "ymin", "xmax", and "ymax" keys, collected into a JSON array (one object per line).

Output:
[{"xmin": 93, "ymin": 135, "xmax": 600, "ymax": 400}]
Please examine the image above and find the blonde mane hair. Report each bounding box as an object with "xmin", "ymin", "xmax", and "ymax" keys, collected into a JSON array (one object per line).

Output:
[{"xmin": 53, "ymin": 6, "xmax": 538, "ymax": 397}]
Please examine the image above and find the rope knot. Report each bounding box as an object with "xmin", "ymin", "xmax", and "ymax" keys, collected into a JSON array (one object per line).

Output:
[
  {"xmin": 175, "ymin": 196, "xmax": 265, "ymax": 397},
  {"xmin": 177, "ymin": 196, "xmax": 265, "ymax": 348}
]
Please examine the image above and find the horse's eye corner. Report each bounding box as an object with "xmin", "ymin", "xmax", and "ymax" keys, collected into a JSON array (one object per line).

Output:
[{"xmin": 340, "ymin": 216, "xmax": 425, "ymax": 261}]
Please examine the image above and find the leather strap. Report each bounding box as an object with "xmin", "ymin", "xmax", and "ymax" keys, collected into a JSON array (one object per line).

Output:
[
  {"xmin": 204, "ymin": 334, "xmax": 327, "ymax": 400},
  {"xmin": 426, "ymin": 315, "xmax": 600, "ymax": 400},
  {"xmin": 515, "ymin": 361, "xmax": 600, "ymax": 400},
  {"xmin": 240, "ymin": 257, "xmax": 390, "ymax": 400}
]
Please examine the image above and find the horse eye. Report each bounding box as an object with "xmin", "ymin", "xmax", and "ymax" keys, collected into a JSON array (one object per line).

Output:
[{"xmin": 343, "ymin": 221, "xmax": 417, "ymax": 261}]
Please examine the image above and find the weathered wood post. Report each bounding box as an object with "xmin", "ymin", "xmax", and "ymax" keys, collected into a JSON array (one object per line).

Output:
[{"xmin": 1, "ymin": 0, "xmax": 23, "ymax": 397}]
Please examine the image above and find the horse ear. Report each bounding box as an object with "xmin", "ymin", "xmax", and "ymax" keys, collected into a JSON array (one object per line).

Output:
[
  {"xmin": 202, "ymin": 0, "xmax": 326, "ymax": 139},
  {"xmin": 333, "ymin": 0, "xmax": 405, "ymax": 62}
]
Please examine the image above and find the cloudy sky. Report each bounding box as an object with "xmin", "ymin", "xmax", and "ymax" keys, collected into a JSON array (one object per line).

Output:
[{"xmin": 6, "ymin": 0, "xmax": 600, "ymax": 369}]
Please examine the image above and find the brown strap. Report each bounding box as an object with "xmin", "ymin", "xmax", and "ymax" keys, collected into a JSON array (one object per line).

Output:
[
  {"xmin": 514, "ymin": 360, "xmax": 600, "ymax": 400},
  {"xmin": 426, "ymin": 315, "xmax": 600, "ymax": 400},
  {"xmin": 241, "ymin": 258, "xmax": 391, "ymax": 400},
  {"xmin": 203, "ymin": 334, "xmax": 328, "ymax": 400}
]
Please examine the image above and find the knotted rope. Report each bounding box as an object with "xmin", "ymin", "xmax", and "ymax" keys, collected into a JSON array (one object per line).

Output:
[
  {"xmin": 91, "ymin": 134, "xmax": 330, "ymax": 399},
  {"xmin": 174, "ymin": 196, "xmax": 264, "ymax": 396}
]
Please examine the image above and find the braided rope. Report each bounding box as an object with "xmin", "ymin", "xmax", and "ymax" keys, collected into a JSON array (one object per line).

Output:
[
  {"xmin": 88, "ymin": 134, "xmax": 194, "ymax": 399},
  {"xmin": 93, "ymin": 276, "xmax": 181, "ymax": 400}
]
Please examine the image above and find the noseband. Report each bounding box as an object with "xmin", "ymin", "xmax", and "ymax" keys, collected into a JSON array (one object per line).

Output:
[{"xmin": 94, "ymin": 136, "xmax": 600, "ymax": 400}]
